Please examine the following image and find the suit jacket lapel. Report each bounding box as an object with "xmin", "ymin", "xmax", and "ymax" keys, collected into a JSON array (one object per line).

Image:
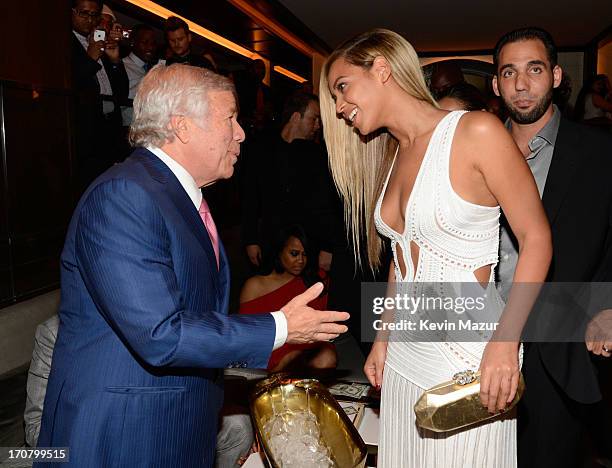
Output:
[
  {"xmin": 132, "ymin": 149, "xmax": 220, "ymax": 294},
  {"xmin": 542, "ymin": 119, "xmax": 579, "ymax": 226}
]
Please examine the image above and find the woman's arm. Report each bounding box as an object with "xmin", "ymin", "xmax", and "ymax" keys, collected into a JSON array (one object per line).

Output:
[
  {"xmin": 364, "ymin": 261, "xmax": 395, "ymax": 388},
  {"xmin": 461, "ymin": 112, "xmax": 552, "ymax": 412},
  {"xmin": 469, "ymin": 115, "xmax": 552, "ymax": 282}
]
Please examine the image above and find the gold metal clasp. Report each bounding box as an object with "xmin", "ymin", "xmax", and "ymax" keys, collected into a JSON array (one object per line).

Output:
[{"xmin": 452, "ymin": 370, "xmax": 477, "ymax": 385}]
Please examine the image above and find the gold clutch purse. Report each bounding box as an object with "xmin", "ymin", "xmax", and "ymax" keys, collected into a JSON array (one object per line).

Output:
[{"xmin": 414, "ymin": 370, "xmax": 525, "ymax": 433}]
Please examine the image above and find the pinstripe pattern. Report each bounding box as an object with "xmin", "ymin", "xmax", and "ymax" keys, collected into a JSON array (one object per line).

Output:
[
  {"xmin": 379, "ymin": 366, "xmax": 517, "ymax": 468},
  {"xmin": 35, "ymin": 149, "xmax": 276, "ymax": 467}
]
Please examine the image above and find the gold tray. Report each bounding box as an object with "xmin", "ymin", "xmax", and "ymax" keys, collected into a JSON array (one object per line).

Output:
[
  {"xmin": 414, "ymin": 370, "xmax": 526, "ymax": 433},
  {"xmin": 250, "ymin": 374, "xmax": 367, "ymax": 467}
]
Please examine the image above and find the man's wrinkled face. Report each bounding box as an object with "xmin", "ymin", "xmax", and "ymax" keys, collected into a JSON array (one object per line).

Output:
[
  {"xmin": 493, "ymin": 39, "xmax": 561, "ymax": 124},
  {"xmin": 186, "ymin": 91, "xmax": 245, "ymax": 186},
  {"xmin": 167, "ymin": 28, "xmax": 191, "ymax": 57},
  {"xmin": 72, "ymin": 0, "xmax": 101, "ymax": 36}
]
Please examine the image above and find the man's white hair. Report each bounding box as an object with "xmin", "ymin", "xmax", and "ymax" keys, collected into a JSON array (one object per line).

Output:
[{"xmin": 129, "ymin": 64, "xmax": 235, "ymax": 148}]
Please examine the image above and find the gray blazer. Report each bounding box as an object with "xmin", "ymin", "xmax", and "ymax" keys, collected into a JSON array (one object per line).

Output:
[{"xmin": 24, "ymin": 316, "xmax": 59, "ymax": 447}]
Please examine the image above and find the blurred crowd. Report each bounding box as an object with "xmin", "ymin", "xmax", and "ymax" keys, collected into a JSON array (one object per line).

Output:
[{"xmin": 71, "ymin": 0, "xmax": 296, "ymax": 189}]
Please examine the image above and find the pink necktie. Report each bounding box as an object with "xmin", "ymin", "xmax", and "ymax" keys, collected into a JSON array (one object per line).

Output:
[{"xmin": 199, "ymin": 198, "xmax": 219, "ymax": 268}]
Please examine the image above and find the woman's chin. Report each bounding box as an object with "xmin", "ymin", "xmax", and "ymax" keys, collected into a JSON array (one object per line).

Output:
[
  {"xmin": 353, "ymin": 118, "xmax": 371, "ymax": 135},
  {"xmin": 355, "ymin": 124, "xmax": 371, "ymax": 136}
]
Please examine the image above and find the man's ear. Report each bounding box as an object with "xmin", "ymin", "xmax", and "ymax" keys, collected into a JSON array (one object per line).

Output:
[
  {"xmin": 552, "ymin": 65, "xmax": 563, "ymax": 89},
  {"xmin": 372, "ymin": 56, "xmax": 391, "ymax": 83},
  {"xmin": 289, "ymin": 111, "xmax": 301, "ymax": 125},
  {"xmin": 492, "ymin": 75, "xmax": 500, "ymax": 97},
  {"xmin": 170, "ymin": 115, "xmax": 190, "ymax": 144}
]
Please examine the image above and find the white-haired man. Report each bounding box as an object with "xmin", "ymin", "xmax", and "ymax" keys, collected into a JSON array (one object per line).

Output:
[{"xmin": 35, "ymin": 64, "xmax": 349, "ymax": 467}]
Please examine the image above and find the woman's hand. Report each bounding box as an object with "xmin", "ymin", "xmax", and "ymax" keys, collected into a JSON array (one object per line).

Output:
[
  {"xmin": 364, "ymin": 340, "xmax": 388, "ymax": 389},
  {"xmin": 479, "ymin": 341, "xmax": 520, "ymax": 413}
]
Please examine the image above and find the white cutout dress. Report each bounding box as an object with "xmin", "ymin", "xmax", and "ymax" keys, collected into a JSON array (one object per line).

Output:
[{"xmin": 374, "ymin": 111, "xmax": 518, "ymax": 467}]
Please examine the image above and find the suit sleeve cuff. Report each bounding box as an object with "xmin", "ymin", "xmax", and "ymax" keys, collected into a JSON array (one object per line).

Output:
[{"xmin": 270, "ymin": 311, "xmax": 288, "ymax": 351}]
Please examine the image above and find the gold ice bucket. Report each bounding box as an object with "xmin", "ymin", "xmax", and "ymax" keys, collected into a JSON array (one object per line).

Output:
[
  {"xmin": 414, "ymin": 370, "xmax": 526, "ymax": 433},
  {"xmin": 250, "ymin": 375, "xmax": 367, "ymax": 467}
]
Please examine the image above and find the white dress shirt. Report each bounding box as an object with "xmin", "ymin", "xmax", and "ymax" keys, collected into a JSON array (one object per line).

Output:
[
  {"xmin": 122, "ymin": 54, "xmax": 165, "ymax": 125},
  {"xmin": 148, "ymin": 146, "xmax": 288, "ymax": 351},
  {"xmin": 121, "ymin": 52, "xmax": 146, "ymax": 125}
]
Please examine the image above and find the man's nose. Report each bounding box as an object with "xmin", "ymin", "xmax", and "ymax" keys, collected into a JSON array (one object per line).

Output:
[
  {"xmin": 235, "ymin": 121, "xmax": 246, "ymax": 143},
  {"xmin": 515, "ymin": 72, "xmax": 528, "ymax": 91}
]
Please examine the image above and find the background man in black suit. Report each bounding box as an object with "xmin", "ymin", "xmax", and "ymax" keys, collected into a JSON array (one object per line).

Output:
[
  {"xmin": 494, "ymin": 27, "xmax": 612, "ymax": 468},
  {"xmin": 240, "ymin": 92, "xmax": 342, "ymax": 272},
  {"xmin": 71, "ymin": 0, "xmax": 128, "ymax": 189}
]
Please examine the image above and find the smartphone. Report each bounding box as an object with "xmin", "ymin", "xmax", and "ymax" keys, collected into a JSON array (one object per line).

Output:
[{"xmin": 93, "ymin": 29, "xmax": 106, "ymax": 42}]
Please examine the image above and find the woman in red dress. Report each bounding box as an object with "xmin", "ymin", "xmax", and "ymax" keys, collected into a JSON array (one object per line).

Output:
[{"xmin": 239, "ymin": 225, "xmax": 337, "ymax": 372}]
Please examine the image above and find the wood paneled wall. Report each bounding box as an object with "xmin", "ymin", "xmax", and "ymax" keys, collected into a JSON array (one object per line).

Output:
[{"xmin": 0, "ymin": 0, "xmax": 75, "ymax": 306}]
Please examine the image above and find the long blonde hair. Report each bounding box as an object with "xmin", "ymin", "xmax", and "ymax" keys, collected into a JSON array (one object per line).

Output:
[{"xmin": 320, "ymin": 29, "xmax": 437, "ymax": 271}]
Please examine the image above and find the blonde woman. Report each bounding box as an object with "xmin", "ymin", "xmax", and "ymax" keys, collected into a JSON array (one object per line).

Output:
[{"xmin": 320, "ymin": 29, "xmax": 552, "ymax": 467}]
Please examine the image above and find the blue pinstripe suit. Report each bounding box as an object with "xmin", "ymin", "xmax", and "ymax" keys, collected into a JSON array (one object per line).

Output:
[{"xmin": 35, "ymin": 148, "xmax": 275, "ymax": 467}]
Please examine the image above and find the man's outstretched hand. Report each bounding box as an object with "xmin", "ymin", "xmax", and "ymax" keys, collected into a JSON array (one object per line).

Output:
[{"xmin": 281, "ymin": 283, "xmax": 349, "ymax": 344}]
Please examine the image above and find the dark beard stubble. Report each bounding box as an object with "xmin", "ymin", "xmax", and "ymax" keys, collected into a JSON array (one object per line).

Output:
[{"xmin": 504, "ymin": 88, "xmax": 553, "ymax": 124}]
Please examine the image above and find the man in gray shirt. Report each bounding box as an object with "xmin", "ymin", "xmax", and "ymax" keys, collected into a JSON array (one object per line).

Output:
[
  {"xmin": 493, "ymin": 27, "xmax": 612, "ymax": 468},
  {"xmin": 497, "ymin": 106, "xmax": 559, "ymax": 301}
]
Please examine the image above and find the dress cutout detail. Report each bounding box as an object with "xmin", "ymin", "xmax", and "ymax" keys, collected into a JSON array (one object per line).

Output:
[{"xmin": 374, "ymin": 111, "xmax": 519, "ymax": 468}]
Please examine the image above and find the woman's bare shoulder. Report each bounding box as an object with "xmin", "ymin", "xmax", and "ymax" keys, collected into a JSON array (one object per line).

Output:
[
  {"xmin": 240, "ymin": 275, "xmax": 269, "ymax": 303},
  {"xmin": 455, "ymin": 111, "xmax": 519, "ymax": 159},
  {"xmin": 240, "ymin": 274, "xmax": 289, "ymax": 303},
  {"xmin": 457, "ymin": 111, "xmax": 507, "ymax": 133},
  {"xmin": 459, "ymin": 110, "xmax": 507, "ymax": 137}
]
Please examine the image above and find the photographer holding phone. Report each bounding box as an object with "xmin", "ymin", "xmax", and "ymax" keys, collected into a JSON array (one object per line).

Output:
[{"xmin": 71, "ymin": 0, "xmax": 128, "ymax": 189}]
